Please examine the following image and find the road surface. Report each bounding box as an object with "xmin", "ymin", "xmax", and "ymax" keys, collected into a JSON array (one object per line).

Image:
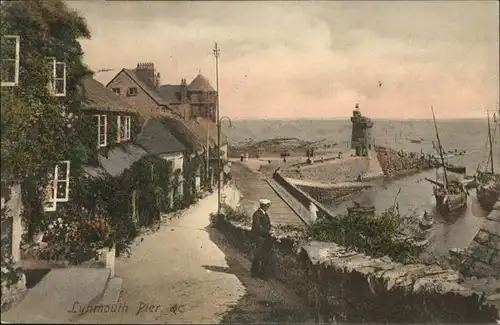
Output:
[{"xmin": 76, "ymin": 192, "xmax": 314, "ymax": 324}]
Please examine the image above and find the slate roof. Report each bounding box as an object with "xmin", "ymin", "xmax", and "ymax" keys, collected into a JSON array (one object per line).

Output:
[
  {"xmin": 97, "ymin": 143, "xmax": 149, "ymax": 177},
  {"xmin": 188, "ymin": 74, "xmax": 215, "ymax": 92},
  {"xmin": 80, "ymin": 77, "xmax": 138, "ymax": 113},
  {"xmin": 160, "ymin": 116, "xmax": 205, "ymax": 154},
  {"xmin": 158, "ymin": 84, "xmax": 182, "ymax": 103},
  {"xmin": 462, "ymin": 198, "xmax": 500, "ymax": 278},
  {"xmin": 136, "ymin": 117, "xmax": 187, "ymax": 155}
]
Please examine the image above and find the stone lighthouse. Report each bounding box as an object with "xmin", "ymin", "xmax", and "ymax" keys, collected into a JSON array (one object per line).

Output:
[{"xmin": 350, "ymin": 103, "xmax": 373, "ymax": 157}]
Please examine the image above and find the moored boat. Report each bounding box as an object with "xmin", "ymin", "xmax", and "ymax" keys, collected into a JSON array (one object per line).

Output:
[
  {"xmin": 425, "ymin": 106, "xmax": 468, "ymax": 214},
  {"xmin": 476, "ymin": 172, "xmax": 500, "ymax": 211},
  {"xmin": 461, "ymin": 175, "xmax": 478, "ymax": 189},
  {"xmin": 475, "ymin": 109, "xmax": 500, "ymax": 211},
  {"xmin": 445, "ymin": 164, "xmax": 466, "ymax": 174}
]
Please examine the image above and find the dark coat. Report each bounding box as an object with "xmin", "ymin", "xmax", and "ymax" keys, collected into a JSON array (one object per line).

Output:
[{"xmin": 251, "ymin": 208, "xmax": 271, "ymax": 238}]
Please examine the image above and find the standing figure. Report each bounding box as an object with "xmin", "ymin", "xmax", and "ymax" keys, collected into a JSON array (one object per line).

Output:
[
  {"xmin": 240, "ymin": 154, "xmax": 244, "ymax": 162},
  {"xmin": 251, "ymin": 199, "xmax": 272, "ymax": 279}
]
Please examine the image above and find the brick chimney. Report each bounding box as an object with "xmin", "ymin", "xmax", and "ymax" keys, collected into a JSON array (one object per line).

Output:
[
  {"xmin": 155, "ymin": 73, "xmax": 161, "ymax": 88},
  {"xmin": 180, "ymin": 78, "xmax": 188, "ymax": 104},
  {"xmin": 135, "ymin": 62, "xmax": 156, "ymax": 88}
]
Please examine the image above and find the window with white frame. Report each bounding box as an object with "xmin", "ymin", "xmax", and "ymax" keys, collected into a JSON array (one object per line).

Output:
[
  {"xmin": 94, "ymin": 114, "xmax": 108, "ymax": 148},
  {"xmin": 117, "ymin": 115, "xmax": 131, "ymax": 142},
  {"xmin": 43, "ymin": 161, "xmax": 71, "ymax": 212},
  {"xmin": 124, "ymin": 116, "xmax": 131, "ymax": 140},
  {"xmin": 46, "ymin": 57, "xmax": 66, "ymax": 97},
  {"xmin": 1, "ymin": 35, "xmax": 20, "ymax": 87}
]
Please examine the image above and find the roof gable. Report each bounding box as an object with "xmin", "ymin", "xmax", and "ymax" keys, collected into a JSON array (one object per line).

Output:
[{"xmin": 106, "ymin": 69, "xmax": 170, "ymax": 107}]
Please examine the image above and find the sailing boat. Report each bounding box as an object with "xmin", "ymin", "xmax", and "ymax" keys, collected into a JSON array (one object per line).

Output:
[
  {"xmin": 476, "ymin": 109, "xmax": 500, "ymax": 211},
  {"xmin": 425, "ymin": 106, "xmax": 467, "ymax": 214}
]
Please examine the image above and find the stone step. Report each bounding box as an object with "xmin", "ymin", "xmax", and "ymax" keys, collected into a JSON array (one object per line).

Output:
[
  {"xmin": 98, "ymin": 277, "xmax": 123, "ymax": 306},
  {"xmin": 3, "ymin": 268, "xmax": 110, "ymax": 323}
]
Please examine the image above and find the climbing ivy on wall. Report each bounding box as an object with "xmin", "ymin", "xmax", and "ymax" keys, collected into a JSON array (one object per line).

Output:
[
  {"xmin": 1, "ymin": 1, "xmax": 96, "ymax": 235},
  {"xmin": 182, "ymin": 154, "xmax": 203, "ymax": 206}
]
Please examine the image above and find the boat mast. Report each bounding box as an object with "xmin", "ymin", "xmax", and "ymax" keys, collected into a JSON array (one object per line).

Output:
[
  {"xmin": 487, "ymin": 111, "xmax": 494, "ymax": 174},
  {"xmin": 431, "ymin": 106, "xmax": 449, "ymax": 187}
]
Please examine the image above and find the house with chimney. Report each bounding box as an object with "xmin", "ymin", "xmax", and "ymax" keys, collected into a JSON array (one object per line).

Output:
[
  {"xmin": 105, "ymin": 62, "xmax": 229, "ymax": 187},
  {"xmin": 79, "ymin": 76, "xmax": 189, "ymax": 216}
]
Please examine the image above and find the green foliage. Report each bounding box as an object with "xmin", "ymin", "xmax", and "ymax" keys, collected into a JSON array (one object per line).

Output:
[
  {"xmin": 310, "ymin": 207, "xmax": 416, "ymax": 263},
  {"xmin": 221, "ymin": 204, "xmax": 251, "ymax": 224},
  {"xmin": 182, "ymin": 154, "xmax": 203, "ymax": 206},
  {"xmin": 215, "ymin": 204, "xmax": 417, "ymax": 263},
  {"xmin": 1, "ymin": 0, "xmax": 93, "ymax": 187},
  {"xmin": 1, "ymin": 0, "xmax": 204, "ymax": 264},
  {"xmin": 1, "ymin": 0, "xmax": 97, "ymax": 247}
]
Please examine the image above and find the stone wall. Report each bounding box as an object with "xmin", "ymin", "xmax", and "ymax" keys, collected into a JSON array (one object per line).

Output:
[
  {"xmin": 215, "ymin": 216, "xmax": 499, "ymax": 323},
  {"xmin": 376, "ymin": 146, "xmax": 439, "ymax": 177},
  {"xmin": 461, "ymin": 198, "xmax": 500, "ymax": 279}
]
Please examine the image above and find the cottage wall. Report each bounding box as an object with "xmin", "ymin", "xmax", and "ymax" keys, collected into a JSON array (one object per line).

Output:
[
  {"xmin": 159, "ymin": 152, "xmax": 184, "ymax": 172},
  {"xmin": 107, "ymin": 71, "xmax": 162, "ymax": 115}
]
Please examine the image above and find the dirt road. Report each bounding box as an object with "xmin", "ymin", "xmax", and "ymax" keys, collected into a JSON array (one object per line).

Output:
[{"xmin": 76, "ymin": 192, "xmax": 315, "ymax": 324}]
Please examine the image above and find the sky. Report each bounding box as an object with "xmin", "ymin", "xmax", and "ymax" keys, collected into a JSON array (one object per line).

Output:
[{"xmin": 68, "ymin": 1, "xmax": 499, "ymax": 119}]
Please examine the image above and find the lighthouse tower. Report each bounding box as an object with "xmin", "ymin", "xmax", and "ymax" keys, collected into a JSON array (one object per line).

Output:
[{"xmin": 350, "ymin": 104, "xmax": 373, "ymax": 157}]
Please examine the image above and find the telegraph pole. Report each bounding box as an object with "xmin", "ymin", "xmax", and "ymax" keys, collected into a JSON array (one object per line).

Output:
[{"xmin": 213, "ymin": 42, "xmax": 221, "ymax": 216}]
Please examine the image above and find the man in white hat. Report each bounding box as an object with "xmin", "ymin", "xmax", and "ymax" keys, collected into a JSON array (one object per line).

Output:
[{"xmin": 250, "ymin": 198, "xmax": 272, "ymax": 278}]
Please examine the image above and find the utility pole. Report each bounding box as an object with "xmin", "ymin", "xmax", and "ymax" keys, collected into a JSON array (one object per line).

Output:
[
  {"xmin": 206, "ymin": 125, "xmax": 210, "ymax": 188},
  {"xmin": 213, "ymin": 42, "xmax": 221, "ymax": 216},
  {"xmin": 487, "ymin": 111, "xmax": 494, "ymax": 174}
]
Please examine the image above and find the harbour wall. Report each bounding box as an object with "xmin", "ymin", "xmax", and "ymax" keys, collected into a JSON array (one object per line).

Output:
[
  {"xmin": 215, "ymin": 199, "xmax": 500, "ymax": 323},
  {"xmin": 273, "ymin": 172, "xmax": 369, "ymax": 208},
  {"xmin": 280, "ymin": 149, "xmax": 384, "ymax": 184}
]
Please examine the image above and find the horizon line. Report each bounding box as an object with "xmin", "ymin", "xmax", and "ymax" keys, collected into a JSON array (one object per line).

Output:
[{"xmin": 226, "ymin": 116, "xmax": 487, "ymax": 121}]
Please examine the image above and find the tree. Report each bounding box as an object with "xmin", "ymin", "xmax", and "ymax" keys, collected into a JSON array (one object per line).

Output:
[{"xmin": 1, "ymin": 0, "xmax": 94, "ymax": 235}]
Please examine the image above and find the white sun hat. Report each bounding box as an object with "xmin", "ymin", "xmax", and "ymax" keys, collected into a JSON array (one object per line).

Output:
[{"xmin": 259, "ymin": 199, "xmax": 271, "ymax": 205}]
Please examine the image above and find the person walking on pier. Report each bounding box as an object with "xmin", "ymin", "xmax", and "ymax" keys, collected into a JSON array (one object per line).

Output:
[{"xmin": 251, "ymin": 199, "xmax": 272, "ymax": 279}]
